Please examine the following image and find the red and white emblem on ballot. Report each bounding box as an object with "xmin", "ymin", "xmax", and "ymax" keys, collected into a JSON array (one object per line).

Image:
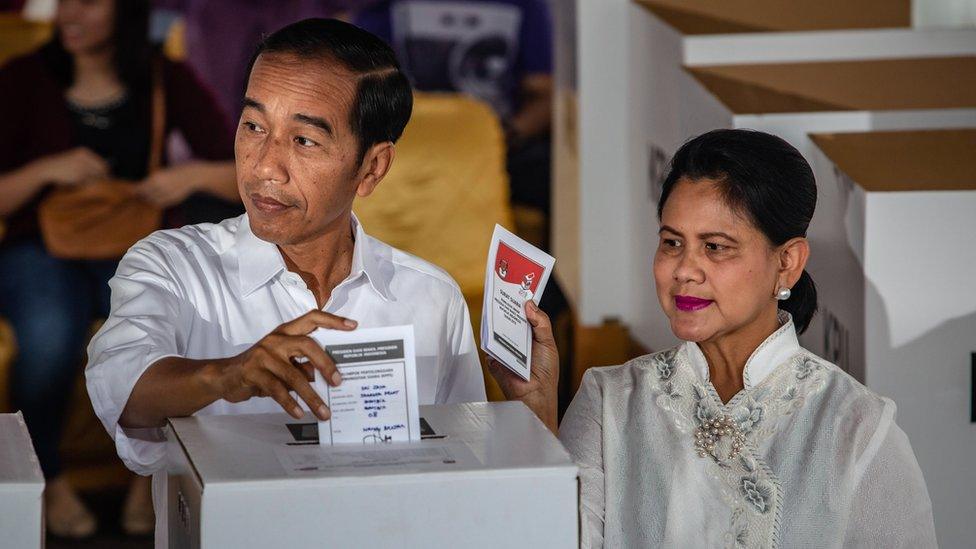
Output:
[
  {"xmin": 495, "ymin": 243, "xmax": 544, "ymax": 302},
  {"xmin": 482, "ymin": 226, "xmax": 555, "ymax": 380}
]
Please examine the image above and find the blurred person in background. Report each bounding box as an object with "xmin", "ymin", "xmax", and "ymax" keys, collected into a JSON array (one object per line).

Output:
[{"xmin": 0, "ymin": 0, "xmax": 238, "ymax": 538}]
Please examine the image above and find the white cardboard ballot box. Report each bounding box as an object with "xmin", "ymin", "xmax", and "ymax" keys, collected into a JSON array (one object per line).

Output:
[
  {"xmin": 0, "ymin": 412, "xmax": 45, "ymax": 549},
  {"xmin": 165, "ymin": 401, "xmax": 578, "ymax": 548}
]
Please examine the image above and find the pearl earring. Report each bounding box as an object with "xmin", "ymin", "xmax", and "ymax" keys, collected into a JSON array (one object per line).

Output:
[{"xmin": 775, "ymin": 287, "xmax": 791, "ymax": 301}]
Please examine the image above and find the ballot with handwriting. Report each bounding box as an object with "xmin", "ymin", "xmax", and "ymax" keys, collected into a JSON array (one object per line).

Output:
[{"xmin": 311, "ymin": 325, "xmax": 421, "ymax": 445}]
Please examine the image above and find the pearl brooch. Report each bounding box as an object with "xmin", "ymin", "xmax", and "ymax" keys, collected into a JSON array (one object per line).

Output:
[{"xmin": 694, "ymin": 415, "xmax": 746, "ymax": 460}]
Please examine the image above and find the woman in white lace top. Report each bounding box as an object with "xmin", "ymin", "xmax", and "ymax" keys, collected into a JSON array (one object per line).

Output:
[{"xmin": 489, "ymin": 129, "xmax": 937, "ymax": 548}]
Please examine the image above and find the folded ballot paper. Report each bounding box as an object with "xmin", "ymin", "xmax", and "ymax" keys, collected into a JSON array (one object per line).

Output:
[
  {"xmin": 311, "ymin": 325, "xmax": 421, "ymax": 445},
  {"xmin": 481, "ymin": 225, "xmax": 555, "ymax": 381}
]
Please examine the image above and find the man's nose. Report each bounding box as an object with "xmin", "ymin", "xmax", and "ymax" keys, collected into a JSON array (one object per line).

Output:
[{"xmin": 253, "ymin": 136, "xmax": 288, "ymax": 184}]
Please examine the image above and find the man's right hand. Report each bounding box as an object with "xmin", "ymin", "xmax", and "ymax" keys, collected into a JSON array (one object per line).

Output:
[
  {"xmin": 487, "ymin": 301, "xmax": 560, "ymax": 433},
  {"xmin": 215, "ymin": 310, "xmax": 358, "ymax": 420}
]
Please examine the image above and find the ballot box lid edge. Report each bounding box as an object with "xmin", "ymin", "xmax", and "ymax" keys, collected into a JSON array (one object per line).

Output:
[
  {"xmin": 198, "ymin": 462, "xmax": 579, "ymax": 491},
  {"xmin": 166, "ymin": 403, "xmax": 577, "ymax": 484}
]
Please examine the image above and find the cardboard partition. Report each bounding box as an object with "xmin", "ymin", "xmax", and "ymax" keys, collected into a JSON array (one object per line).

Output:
[
  {"xmin": 687, "ymin": 56, "xmax": 976, "ymax": 114},
  {"xmin": 811, "ymin": 128, "xmax": 976, "ymax": 192},
  {"xmin": 634, "ymin": 0, "xmax": 910, "ymax": 34},
  {"xmin": 807, "ymin": 131, "xmax": 976, "ymax": 546}
]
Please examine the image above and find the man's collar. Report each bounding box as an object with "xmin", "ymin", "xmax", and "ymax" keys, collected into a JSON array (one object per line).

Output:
[
  {"xmin": 349, "ymin": 213, "xmax": 392, "ymax": 301},
  {"xmin": 237, "ymin": 214, "xmax": 287, "ymax": 296},
  {"xmin": 237, "ymin": 213, "xmax": 392, "ymax": 301}
]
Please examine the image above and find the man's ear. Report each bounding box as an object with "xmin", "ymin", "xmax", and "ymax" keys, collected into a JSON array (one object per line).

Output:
[
  {"xmin": 778, "ymin": 237, "xmax": 810, "ymax": 288},
  {"xmin": 355, "ymin": 142, "xmax": 396, "ymax": 198}
]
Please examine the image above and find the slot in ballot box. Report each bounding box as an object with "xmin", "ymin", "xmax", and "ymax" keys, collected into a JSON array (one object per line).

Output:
[
  {"xmin": 0, "ymin": 412, "xmax": 44, "ymax": 549},
  {"xmin": 165, "ymin": 401, "xmax": 578, "ymax": 548}
]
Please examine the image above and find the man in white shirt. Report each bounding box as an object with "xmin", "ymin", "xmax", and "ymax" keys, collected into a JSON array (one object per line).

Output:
[{"xmin": 85, "ymin": 18, "xmax": 486, "ymax": 486}]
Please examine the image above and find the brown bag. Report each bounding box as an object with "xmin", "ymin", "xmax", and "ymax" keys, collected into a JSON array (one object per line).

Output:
[{"xmin": 38, "ymin": 62, "xmax": 166, "ymax": 260}]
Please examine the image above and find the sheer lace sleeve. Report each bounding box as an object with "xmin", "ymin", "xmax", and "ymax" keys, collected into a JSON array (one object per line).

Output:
[
  {"xmin": 559, "ymin": 369, "xmax": 606, "ymax": 549},
  {"xmin": 843, "ymin": 401, "xmax": 937, "ymax": 548}
]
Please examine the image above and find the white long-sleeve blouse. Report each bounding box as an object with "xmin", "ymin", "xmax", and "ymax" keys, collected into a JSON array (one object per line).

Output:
[{"xmin": 559, "ymin": 315, "xmax": 937, "ymax": 548}]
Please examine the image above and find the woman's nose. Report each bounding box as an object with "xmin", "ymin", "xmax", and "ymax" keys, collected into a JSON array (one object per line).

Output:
[{"xmin": 673, "ymin": 249, "xmax": 705, "ymax": 284}]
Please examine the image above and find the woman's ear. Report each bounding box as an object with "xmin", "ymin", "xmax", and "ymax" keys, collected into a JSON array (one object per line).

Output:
[
  {"xmin": 778, "ymin": 237, "xmax": 810, "ymax": 288},
  {"xmin": 355, "ymin": 142, "xmax": 396, "ymax": 198}
]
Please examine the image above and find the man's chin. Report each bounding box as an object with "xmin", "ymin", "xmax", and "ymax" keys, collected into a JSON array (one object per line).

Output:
[{"xmin": 247, "ymin": 214, "xmax": 294, "ymax": 245}]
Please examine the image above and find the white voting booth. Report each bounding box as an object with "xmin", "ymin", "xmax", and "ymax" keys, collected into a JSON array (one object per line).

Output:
[
  {"xmin": 807, "ymin": 128, "xmax": 976, "ymax": 542},
  {"xmin": 165, "ymin": 401, "xmax": 578, "ymax": 548},
  {"xmin": 0, "ymin": 412, "xmax": 44, "ymax": 549}
]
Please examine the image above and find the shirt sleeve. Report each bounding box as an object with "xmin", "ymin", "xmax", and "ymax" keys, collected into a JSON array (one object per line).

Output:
[
  {"xmin": 843, "ymin": 400, "xmax": 937, "ymax": 548},
  {"xmin": 436, "ymin": 290, "xmax": 487, "ymax": 404},
  {"xmin": 85, "ymin": 236, "xmax": 188, "ymax": 476},
  {"xmin": 559, "ymin": 369, "xmax": 606, "ymax": 549}
]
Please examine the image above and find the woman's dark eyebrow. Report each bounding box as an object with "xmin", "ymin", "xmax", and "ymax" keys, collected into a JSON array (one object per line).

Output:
[
  {"xmin": 658, "ymin": 225, "xmax": 682, "ymax": 236},
  {"xmin": 699, "ymin": 231, "xmax": 739, "ymax": 243}
]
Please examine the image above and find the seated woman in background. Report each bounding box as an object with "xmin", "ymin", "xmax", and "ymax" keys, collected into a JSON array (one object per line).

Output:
[
  {"xmin": 491, "ymin": 129, "xmax": 937, "ymax": 548},
  {"xmin": 0, "ymin": 0, "xmax": 239, "ymax": 538}
]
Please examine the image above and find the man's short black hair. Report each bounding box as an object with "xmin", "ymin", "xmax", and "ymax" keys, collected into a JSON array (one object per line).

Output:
[{"xmin": 245, "ymin": 18, "xmax": 413, "ymax": 163}]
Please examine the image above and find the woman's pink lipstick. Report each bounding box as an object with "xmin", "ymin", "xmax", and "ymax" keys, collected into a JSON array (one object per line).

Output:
[{"xmin": 674, "ymin": 295, "xmax": 714, "ymax": 312}]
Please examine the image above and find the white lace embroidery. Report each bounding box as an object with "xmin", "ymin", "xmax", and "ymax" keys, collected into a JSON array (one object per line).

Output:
[{"xmin": 646, "ymin": 346, "xmax": 829, "ymax": 548}]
